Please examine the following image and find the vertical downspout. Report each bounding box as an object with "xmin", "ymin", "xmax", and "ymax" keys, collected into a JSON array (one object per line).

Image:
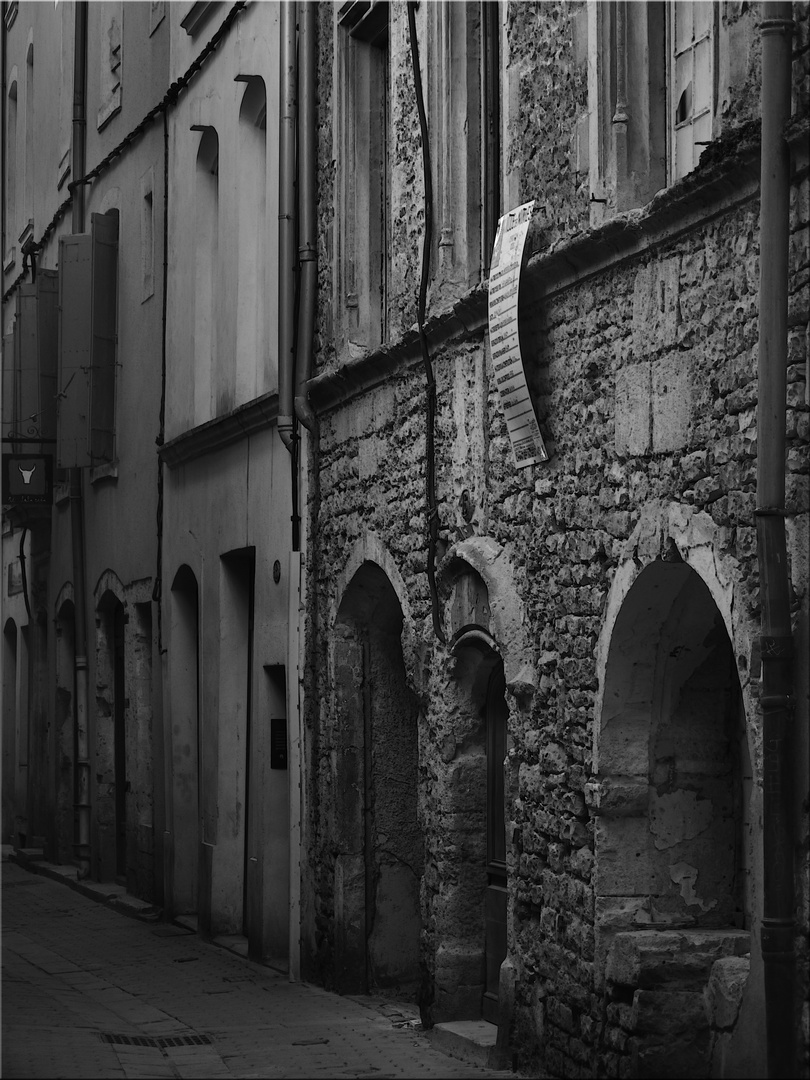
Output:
[
  {"xmin": 294, "ymin": 0, "xmax": 317, "ymax": 434},
  {"xmin": 756, "ymin": 6, "xmax": 796, "ymax": 1078},
  {"xmin": 70, "ymin": 0, "xmax": 91, "ymax": 880},
  {"xmin": 2, "ymin": 2, "xmax": 7, "ymax": 286},
  {"xmin": 278, "ymin": 1, "xmax": 297, "ymax": 456},
  {"xmin": 288, "ymin": 0, "xmax": 316, "ymax": 987}
]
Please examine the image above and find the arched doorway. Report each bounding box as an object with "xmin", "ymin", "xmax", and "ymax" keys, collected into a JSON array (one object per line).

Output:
[
  {"xmin": 96, "ymin": 591, "xmax": 127, "ymax": 884},
  {"xmin": 169, "ymin": 565, "xmax": 201, "ymax": 918},
  {"xmin": 596, "ymin": 558, "xmax": 753, "ymax": 1077},
  {"xmin": 332, "ymin": 561, "xmax": 422, "ymax": 995},
  {"xmin": 2, "ymin": 619, "xmax": 18, "ymax": 844},
  {"xmin": 54, "ymin": 600, "xmax": 76, "ymax": 864}
]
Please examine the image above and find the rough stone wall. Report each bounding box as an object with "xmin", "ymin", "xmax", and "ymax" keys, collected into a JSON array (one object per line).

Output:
[
  {"xmin": 307, "ymin": 2, "xmax": 810, "ymax": 1075},
  {"xmin": 505, "ymin": 0, "xmax": 590, "ymax": 246}
]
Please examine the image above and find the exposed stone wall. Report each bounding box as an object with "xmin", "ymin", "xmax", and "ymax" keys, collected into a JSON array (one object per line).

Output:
[
  {"xmin": 307, "ymin": 3, "xmax": 810, "ymax": 1076},
  {"xmin": 505, "ymin": 0, "xmax": 590, "ymax": 245}
]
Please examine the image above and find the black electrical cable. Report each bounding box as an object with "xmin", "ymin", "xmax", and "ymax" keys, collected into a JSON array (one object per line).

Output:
[
  {"xmin": 407, "ymin": 0, "xmax": 445, "ymax": 645},
  {"xmin": 2, "ymin": 1, "xmax": 246, "ymax": 306},
  {"xmin": 19, "ymin": 526, "xmax": 31, "ymax": 622},
  {"xmin": 152, "ymin": 104, "xmax": 169, "ymax": 651}
]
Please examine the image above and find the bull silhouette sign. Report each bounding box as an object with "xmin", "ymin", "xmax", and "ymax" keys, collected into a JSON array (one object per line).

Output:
[{"xmin": 2, "ymin": 454, "xmax": 53, "ymax": 505}]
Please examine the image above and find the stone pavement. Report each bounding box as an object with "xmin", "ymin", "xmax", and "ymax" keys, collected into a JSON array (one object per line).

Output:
[{"xmin": 1, "ymin": 855, "xmax": 517, "ymax": 1079}]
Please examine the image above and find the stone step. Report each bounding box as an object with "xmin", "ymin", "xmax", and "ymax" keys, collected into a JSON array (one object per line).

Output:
[{"xmin": 428, "ymin": 1019, "xmax": 500, "ymax": 1070}]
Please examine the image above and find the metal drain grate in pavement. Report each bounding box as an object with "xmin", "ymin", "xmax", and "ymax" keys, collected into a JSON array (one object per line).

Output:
[{"xmin": 99, "ymin": 1033, "xmax": 212, "ymax": 1048}]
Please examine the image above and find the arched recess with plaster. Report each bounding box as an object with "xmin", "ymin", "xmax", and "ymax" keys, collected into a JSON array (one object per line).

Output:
[
  {"xmin": 2, "ymin": 618, "xmax": 19, "ymax": 844},
  {"xmin": 93, "ymin": 571, "xmax": 128, "ymax": 885},
  {"xmin": 329, "ymin": 535, "xmax": 422, "ymax": 996},
  {"xmin": 593, "ymin": 503, "xmax": 761, "ymax": 1077},
  {"xmin": 425, "ymin": 537, "xmax": 532, "ymax": 1030},
  {"xmin": 167, "ymin": 564, "xmax": 201, "ymax": 918},
  {"xmin": 92, "ymin": 572, "xmax": 155, "ymax": 901}
]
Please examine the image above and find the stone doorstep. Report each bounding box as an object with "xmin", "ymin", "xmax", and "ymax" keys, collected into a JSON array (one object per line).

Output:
[
  {"xmin": 428, "ymin": 1019, "xmax": 502, "ymax": 1070},
  {"xmin": 7, "ymin": 848, "xmax": 162, "ymax": 921},
  {"xmin": 211, "ymin": 933, "xmax": 250, "ymax": 958}
]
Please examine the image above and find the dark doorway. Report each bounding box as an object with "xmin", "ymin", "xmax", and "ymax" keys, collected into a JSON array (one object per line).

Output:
[
  {"xmin": 169, "ymin": 566, "xmax": 201, "ymax": 918},
  {"xmin": 333, "ymin": 561, "xmax": 422, "ymax": 996},
  {"xmin": 113, "ymin": 604, "xmax": 126, "ymax": 882},
  {"xmin": 484, "ymin": 660, "xmax": 508, "ymax": 1023}
]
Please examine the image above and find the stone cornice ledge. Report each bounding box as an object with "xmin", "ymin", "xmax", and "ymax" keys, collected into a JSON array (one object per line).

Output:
[
  {"xmin": 307, "ymin": 116, "xmax": 807, "ymax": 419},
  {"xmin": 307, "ymin": 290, "xmax": 487, "ymax": 416},
  {"xmin": 159, "ymin": 391, "xmax": 279, "ymax": 468}
]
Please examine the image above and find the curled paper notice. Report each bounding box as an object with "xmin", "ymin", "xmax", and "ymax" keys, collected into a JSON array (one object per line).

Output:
[{"xmin": 487, "ymin": 201, "xmax": 548, "ymax": 468}]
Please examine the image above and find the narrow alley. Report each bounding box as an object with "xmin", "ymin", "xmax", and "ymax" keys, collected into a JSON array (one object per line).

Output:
[{"xmin": 1, "ymin": 855, "xmax": 514, "ymax": 1080}]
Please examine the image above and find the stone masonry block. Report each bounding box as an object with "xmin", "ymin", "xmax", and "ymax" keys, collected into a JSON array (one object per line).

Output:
[
  {"xmin": 631, "ymin": 258, "xmax": 681, "ymax": 359},
  {"xmin": 631, "ymin": 989, "xmax": 709, "ymax": 1035},
  {"xmin": 652, "ymin": 352, "xmax": 691, "ymax": 452},
  {"xmin": 615, "ymin": 363, "xmax": 651, "ymax": 456},
  {"xmin": 705, "ymin": 955, "xmax": 750, "ymax": 1030},
  {"xmin": 606, "ymin": 930, "xmax": 751, "ymax": 990}
]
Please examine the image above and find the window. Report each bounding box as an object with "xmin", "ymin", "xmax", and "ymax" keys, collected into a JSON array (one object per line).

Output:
[
  {"xmin": 23, "ymin": 43, "xmax": 33, "ymax": 234},
  {"xmin": 669, "ymin": 1, "xmax": 715, "ymax": 182},
  {"xmin": 336, "ymin": 1, "xmax": 390, "ymax": 354},
  {"xmin": 149, "ymin": 0, "xmax": 165, "ymax": 37},
  {"xmin": 192, "ymin": 126, "xmax": 218, "ymax": 424},
  {"xmin": 98, "ymin": 2, "xmax": 123, "ymax": 130},
  {"xmin": 235, "ymin": 76, "xmax": 267, "ymax": 406},
  {"xmin": 587, "ymin": 1, "xmax": 718, "ymax": 221},
  {"xmin": 141, "ymin": 170, "xmax": 155, "ymax": 302},
  {"xmin": 481, "ymin": 1, "xmax": 501, "ymax": 273},
  {"xmin": 427, "ymin": 1, "xmax": 501, "ymax": 296}
]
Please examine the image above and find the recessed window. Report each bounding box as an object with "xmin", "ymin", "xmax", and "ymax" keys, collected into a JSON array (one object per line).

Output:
[
  {"xmin": 141, "ymin": 172, "xmax": 155, "ymax": 302},
  {"xmin": 336, "ymin": 2, "xmax": 390, "ymax": 353},
  {"xmin": 669, "ymin": 0, "xmax": 715, "ymax": 182}
]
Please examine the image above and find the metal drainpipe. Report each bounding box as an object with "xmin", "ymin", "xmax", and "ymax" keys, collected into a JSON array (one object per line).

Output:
[
  {"xmin": 70, "ymin": 0, "xmax": 91, "ymax": 881},
  {"xmin": 278, "ymin": 1, "xmax": 297, "ymax": 453},
  {"xmin": 756, "ymin": 5, "xmax": 796, "ymax": 1078},
  {"xmin": 2, "ymin": 3, "xmax": 7, "ymax": 283},
  {"xmin": 294, "ymin": 0, "xmax": 317, "ymax": 434}
]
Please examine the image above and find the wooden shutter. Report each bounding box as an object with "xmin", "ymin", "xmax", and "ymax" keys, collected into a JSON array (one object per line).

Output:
[
  {"xmin": 57, "ymin": 233, "xmax": 93, "ymax": 468},
  {"xmin": 15, "ymin": 271, "xmax": 58, "ymax": 442},
  {"xmin": 57, "ymin": 213, "xmax": 118, "ymax": 468},
  {"xmin": 89, "ymin": 212, "xmax": 119, "ymax": 464}
]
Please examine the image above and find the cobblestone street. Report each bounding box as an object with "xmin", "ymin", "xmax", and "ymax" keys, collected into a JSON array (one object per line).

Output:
[{"xmin": 1, "ymin": 856, "xmax": 513, "ymax": 1079}]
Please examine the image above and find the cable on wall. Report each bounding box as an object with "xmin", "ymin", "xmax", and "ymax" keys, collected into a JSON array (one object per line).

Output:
[
  {"xmin": 407, "ymin": 0, "xmax": 445, "ymax": 645},
  {"xmin": 151, "ymin": 105, "xmax": 170, "ymax": 651},
  {"xmin": 18, "ymin": 526, "xmax": 31, "ymax": 622}
]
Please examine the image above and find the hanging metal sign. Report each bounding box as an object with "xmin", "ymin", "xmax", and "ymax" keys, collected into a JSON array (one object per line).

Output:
[
  {"xmin": 2, "ymin": 453, "xmax": 53, "ymax": 505},
  {"xmin": 487, "ymin": 201, "xmax": 548, "ymax": 468}
]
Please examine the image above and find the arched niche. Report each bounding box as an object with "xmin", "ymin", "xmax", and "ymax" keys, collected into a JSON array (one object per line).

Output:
[
  {"xmin": 331, "ymin": 560, "xmax": 423, "ymax": 996},
  {"xmin": 430, "ymin": 563, "xmax": 510, "ymax": 1029},
  {"xmin": 95, "ymin": 587, "xmax": 127, "ymax": 885},
  {"xmin": 2, "ymin": 618, "xmax": 18, "ymax": 844},
  {"xmin": 168, "ymin": 561, "xmax": 201, "ymax": 912},
  {"xmin": 594, "ymin": 556, "xmax": 754, "ymax": 1077}
]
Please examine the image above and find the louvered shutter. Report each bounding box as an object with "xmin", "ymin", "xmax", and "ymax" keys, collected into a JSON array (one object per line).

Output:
[
  {"xmin": 57, "ymin": 232, "xmax": 93, "ymax": 468},
  {"xmin": 89, "ymin": 212, "xmax": 118, "ymax": 464}
]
